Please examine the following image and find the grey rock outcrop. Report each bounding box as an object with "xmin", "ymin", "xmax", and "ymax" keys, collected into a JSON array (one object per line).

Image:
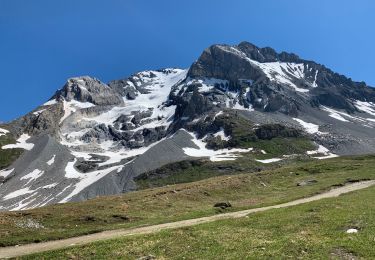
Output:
[{"xmin": 54, "ymin": 76, "xmax": 124, "ymax": 106}]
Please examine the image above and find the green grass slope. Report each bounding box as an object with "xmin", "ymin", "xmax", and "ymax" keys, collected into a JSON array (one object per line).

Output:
[
  {"xmin": 0, "ymin": 131, "xmax": 23, "ymax": 170},
  {"xmin": 0, "ymin": 155, "xmax": 375, "ymax": 248},
  {"xmin": 28, "ymin": 182, "xmax": 375, "ymax": 259}
]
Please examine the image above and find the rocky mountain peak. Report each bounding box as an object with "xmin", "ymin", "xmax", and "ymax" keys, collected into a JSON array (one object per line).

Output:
[
  {"xmin": 2, "ymin": 41, "xmax": 375, "ymax": 211},
  {"xmin": 53, "ymin": 76, "xmax": 124, "ymax": 106}
]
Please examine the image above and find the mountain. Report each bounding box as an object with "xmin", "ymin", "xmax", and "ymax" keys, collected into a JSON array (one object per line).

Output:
[{"xmin": 1, "ymin": 41, "xmax": 375, "ymax": 211}]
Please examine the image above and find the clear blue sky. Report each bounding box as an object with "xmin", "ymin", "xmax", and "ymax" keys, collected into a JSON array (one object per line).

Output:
[{"xmin": 0, "ymin": 0, "xmax": 374, "ymax": 122}]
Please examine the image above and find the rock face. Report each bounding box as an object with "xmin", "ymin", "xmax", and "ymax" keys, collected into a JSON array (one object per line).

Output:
[
  {"xmin": 54, "ymin": 76, "xmax": 124, "ymax": 106},
  {"xmin": 188, "ymin": 42, "xmax": 375, "ymax": 115},
  {"xmin": 1, "ymin": 41, "xmax": 375, "ymax": 211}
]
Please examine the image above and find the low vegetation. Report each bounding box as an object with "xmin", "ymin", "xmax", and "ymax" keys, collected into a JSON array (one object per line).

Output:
[
  {"xmin": 0, "ymin": 132, "xmax": 23, "ymax": 171},
  {"xmin": 1, "ymin": 155, "xmax": 375, "ymax": 248},
  {"xmin": 204, "ymin": 111, "xmax": 315, "ymax": 155},
  {"xmin": 137, "ymin": 112, "xmax": 316, "ymax": 189},
  {"xmin": 28, "ymin": 180, "xmax": 375, "ymax": 259}
]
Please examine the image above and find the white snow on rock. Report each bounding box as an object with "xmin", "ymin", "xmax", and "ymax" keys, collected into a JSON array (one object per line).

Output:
[
  {"xmin": 47, "ymin": 155, "xmax": 56, "ymax": 166},
  {"xmin": 252, "ymin": 61, "xmax": 309, "ymax": 93},
  {"xmin": 217, "ymin": 45, "xmax": 310, "ymax": 93},
  {"xmin": 60, "ymin": 159, "xmax": 125, "ymax": 203},
  {"xmin": 222, "ymin": 91, "xmax": 254, "ymax": 111},
  {"xmin": 314, "ymin": 153, "xmax": 339, "ymax": 160},
  {"xmin": 322, "ymin": 106, "xmax": 349, "ymax": 122},
  {"xmin": 312, "ymin": 70, "xmax": 319, "ymax": 88},
  {"xmin": 69, "ymin": 69, "xmax": 187, "ymax": 141},
  {"xmin": 57, "ymin": 69, "xmax": 188, "ymax": 172},
  {"xmin": 307, "ymin": 144, "xmax": 338, "ymax": 160},
  {"xmin": 307, "ymin": 145, "xmax": 329, "ymax": 155},
  {"xmin": 261, "ymin": 150, "xmax": 267, "ymax": 154},
  {"xmin": 293, "ymin": 118, "xmax": 324, "ymax": 134},
  {"xmin": 42, "ymin": 183, "xmax": 58, "ymax": 189},
  {"xmin": 322, "ymin": 106, "xmax": 375, "ymax": 126},
  {"xmin": 7, "ymin": 197, "xmax": 38, "ymax": 211},
  {"xmin": 33, "ymin": 109, "xmax": 46, "ymax": 116},
  {"xmin": 0, "ymin": 127, "xmax": 9, "ymax": 137},
  {"xmin": 43, "ymin": 99, "xmax": 58, "ymax": 106},
  {"xmin": 255, "ymin": 158, "xmax": 282, "ymax": 164},
  {"xmin": 69, "ymin": 138, "xmax": 163, "ymax": 168},
  {"xmin": 60, "ymin": 100, "xmax": 95, "ymax": 124},
  {"xmin": 213, "ymin": 111, "xmax": 224, "ymax": 119},
  {"xmin": 0, "ymin": 168, "xmax": 14, "ymax": 178},
  {"xmin": 354, "ymin": 100, "xmax": 375, "ymax": 116},
  {"xmin": 20, "ymin": 169, "xmax": 44, "ymax": 184},
  {"xmin": 213, "ymin": 128, "xmax": 230, "ymax": 141},
  {"xmin": 186, "ymin": 78, "xmax": 228, "ymax": 93},
  {"xmin": 3, "ymin": 187, "xmax": 35, "ymax": 200},
  {"xmin": 2, "ymin": 134, "xmax": 34, "ymax": 150},
  {"xmin": 183, "ymin": 131, "xmax": 252, "ymax": 161},
  {"xmin": 346, "ymin": 228, "xmax": 358, "ymax": 234}
]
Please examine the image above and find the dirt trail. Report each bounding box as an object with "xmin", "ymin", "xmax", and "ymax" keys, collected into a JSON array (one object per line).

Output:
[{"xmin": 1, "ymin": 180, "xmax": 374, "ymax": 259}]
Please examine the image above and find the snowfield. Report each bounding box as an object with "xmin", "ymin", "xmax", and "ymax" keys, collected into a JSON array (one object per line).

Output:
[{"xmin": 60, "ymin": 69, "xmax": 188, "ymax": 151}]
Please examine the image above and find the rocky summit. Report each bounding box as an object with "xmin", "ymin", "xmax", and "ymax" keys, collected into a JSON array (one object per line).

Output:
[{"xmin": 1, "ymin": 41, "xmax": 375, "ymax": 211}]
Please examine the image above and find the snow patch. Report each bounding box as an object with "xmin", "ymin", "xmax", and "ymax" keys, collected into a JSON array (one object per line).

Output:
[
  {"xmin": 0, "ymin": 127, "xmax": 9, "ymax": 137},
  {"xmin": 2, "ymin": 134, "xmax": 34, "ymax": 150},
  {"xmin": 293, "ymin": 118, "xmax": 324, "ymax": 134},
  {"xmin": 186, "ymin": 78, "xmax": 228, "ymax": 93},
  {"xmin": 183, "ymin": 131, "xmax": 252, "ymax": 161},
  {"xmin": 20, "ymin": 169, "xmax": 44, "ymax": 184},
  {"xmin": 307, "ymin": 145, "xmax": 329, "ymax": 155},
  {"xmin": 0, "ymin": 168, "xmax": 14, "ymax": 178},
  {"xmin": 60, "ymin": 158, "xmax": 125, "ymax": 203},
  {"xmin": 213, "ymin": 111, "xmax": 223, "ymax": 119},
  {"xmin": 322, "ymin": 106, "xmax": 349, "ymax": 122},
  {"xmin": 307, "ymin": 144, "xmax": 338, "ymax": 160},
  {"xmin": 213, "ymin": 128, "xmax": 230, "ymax": 141},
  {"xmin": 256, "ymin": 158, "xmax": 282, "ymax": 164},
  {"xmin": 60, "ymin": 100, "xmax": 95, "ymax": 124},
  {"xmin": 33, "ymin": 109, "xmax": 46, "ymax": 116},
  {"xmin": 217, "ymin": 46, "xmax": 310, "ymax": 93},
  {"xmin": 354, "ymin": 100, "xmax": 375, "ymax": 116},
  {"xmin": 47, "ymin": 155, "xmax": 56, "ymax": 166},
  {"xmin": 312, "ymin": 70, "xmax": 318, "ymax": 88},
  {"xmin": 322, "ymin": 106, "xmax": 375, "ymax": 126},
  {"xmin": 43, "ymin": 99, "xmax": 58, "ymax": 106},
  {"xmin": 42, "ymin": 183, "xmax": 58, "ymax": 189},
  {"xmin": 3, "ymin": 187, "xmax": 35, "ymax": 200}
]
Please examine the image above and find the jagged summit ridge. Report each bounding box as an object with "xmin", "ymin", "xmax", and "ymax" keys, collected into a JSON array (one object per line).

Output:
[{"xmin": 188, "ymin": 42, "xmax": 375, "ymax": 115}]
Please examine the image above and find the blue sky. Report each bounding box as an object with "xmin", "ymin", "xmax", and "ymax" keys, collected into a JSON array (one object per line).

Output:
[{"xmin": 0, "ymin": 0, "xmax": 374, "ymax": 122}]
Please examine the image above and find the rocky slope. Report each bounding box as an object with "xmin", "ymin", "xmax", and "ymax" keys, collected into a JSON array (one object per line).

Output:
[{"xmin": 1, "ymin": 41, "xmax": 375, "ymax": 211}]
